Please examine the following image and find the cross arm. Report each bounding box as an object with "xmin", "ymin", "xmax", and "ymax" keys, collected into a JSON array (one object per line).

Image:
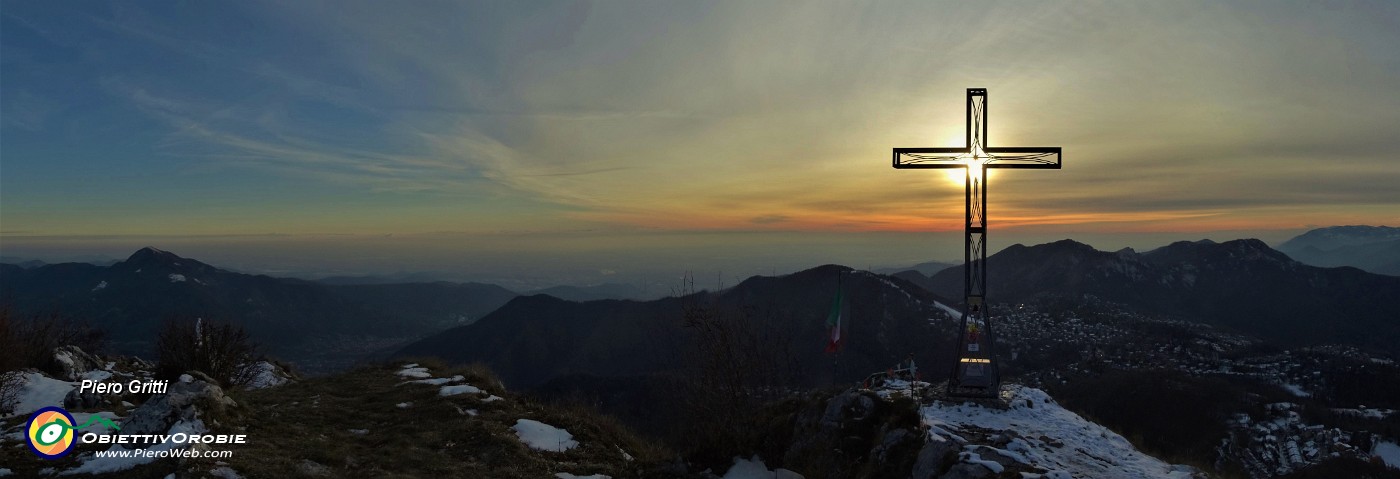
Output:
[
  {"xmin": 893, "ymin": 147, "xmax": 969, "ymax": 169},
  {"xmin": 893, "ymin": 146, "xmax": 1061, "ymax": 169},
  {"xmin": 983, "ymin": 147, "xmax": 1061, "ymax": 169}
]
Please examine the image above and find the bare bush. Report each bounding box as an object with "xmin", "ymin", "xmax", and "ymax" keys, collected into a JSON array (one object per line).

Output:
[
  {"xmin": 155, "ymin": 317, "xmax": 258, "ymax": 389},
  {"xmin": 673, "ymin": 275, "xmax": 802, "ymax": 464},
  {"xmin": 0, "ymin": 306, "xmax": 105, "ymax": 375}
]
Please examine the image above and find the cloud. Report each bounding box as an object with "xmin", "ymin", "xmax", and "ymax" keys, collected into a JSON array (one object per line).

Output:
[
  {"xmin": 6, "ymin": 1, "xmax": 1399, "ymax": 238},
  {"xmin": 749, "ymin": 215, "xmax": 789, "ymax": 225}
]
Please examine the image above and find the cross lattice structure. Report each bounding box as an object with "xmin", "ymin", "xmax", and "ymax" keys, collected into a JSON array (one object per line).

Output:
[{"xmin": 892, "ymin": 88, "xmax": 1061, "ymax": 398}]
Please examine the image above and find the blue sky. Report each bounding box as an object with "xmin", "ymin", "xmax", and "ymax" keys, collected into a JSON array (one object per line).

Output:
[{"xmin": 3, "ymin": 1, "xmax": 1398, "ymax": 283}]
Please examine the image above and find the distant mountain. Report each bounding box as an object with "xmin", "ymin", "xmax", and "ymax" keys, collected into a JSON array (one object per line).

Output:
[
  {"xmin": 873, "ymin": 260, "xmax": 955, "ymax": 277},
  {"xmin": 524, "ymin": 282, "xmax": 658, "ymax": 301},
  {"xmin": 313, "ymin": 271, "xmax": 462, "ymax": 285},
  {"xmin": 921, "ymin": 239, "xmax": 1400, "ymax": 354},
  {"xmin": 397, "ymin": 265, "xmax": 963, "ymax": 389},
  {"xmin": 1276, "ymin": 225, "xmax": 1400, "ymax": 276},
  {"xmin": 0, "ymin": 247, "xmax": 517, "ymax": 371},
  {"xmin": 1, "ymin": 255, "xmax": 117, "ymax": 268}
]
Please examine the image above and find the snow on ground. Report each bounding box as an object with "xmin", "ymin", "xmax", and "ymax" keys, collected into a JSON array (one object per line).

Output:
[
  {"xmin": 245, "ymin": 361, "xmax": 290, "ymax": 390},
  {"xmin": 439, "ymin": 384, "xmax": 483, "ymax": 396},
  {"xmin": 921, "ymin": 385, "xmax": 1197, "ymax": 479},
  {"xmin": 60, "ymin": 418, "xmax": 207, "ymax": 475},
  {"xmin": 555, "ymin": 474, "xmax": 611, "ymax": 479},
  {"xmin": 6, "ymin": 372, "xmax": 74, "ymax": 417},
  {"xmin": 396, "ymin": 365, "xmax": 431, "ymax": 379},
  {"xmin": 408, "ymin": 375, "xmax": 464, "ymax": 386},
  {"xmin": 932, "ymin": 301, "xmax": 963, "ymax": 320},
  {"xmin": 1281, "ymin": 383, "xmax": 1310, "ymax": 397},
  {"xmin": 92, "ymin": 281, "xmax": 107, "ymax": 291},
  {"xmin": 512, "ymin": 419, "xmax": 578, "ymax": 452},
  {"xmin": 1375, "ymin": 441, "xmax": 1400, "ymax": 469},
  {"xmin": 81, "ymin": 370, "xmax": 112, "ymax": 382},
  {"xmin": 168, "ymin": 274, "xmax": 186, "ymax": 283},
  {"xmin": 720, "ymin": 456, "xmax": 802, "ymax": 479},
  {"xmin": 396, "ymin": 402, "xmax": 413, "ymax": 409},
  {"xmin": 0, "ymin": 467, "xmax": 12, "ymax": 476}
]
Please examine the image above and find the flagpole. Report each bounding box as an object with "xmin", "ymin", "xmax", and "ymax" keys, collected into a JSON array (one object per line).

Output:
[{"xmin": 834, "ymin": 269, "xmax": 842, "ymax": 385}]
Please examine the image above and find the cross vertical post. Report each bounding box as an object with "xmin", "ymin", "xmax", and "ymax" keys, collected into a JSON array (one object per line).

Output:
[{"xmin": 892, "ymin": 88, "xmax": 1061, "ymax": 398}]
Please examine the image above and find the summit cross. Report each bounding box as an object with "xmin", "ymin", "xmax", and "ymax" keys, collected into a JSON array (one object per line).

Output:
[{"xmin": 892, "ymin": 88, "xmax": 1062, "ymax": 398}]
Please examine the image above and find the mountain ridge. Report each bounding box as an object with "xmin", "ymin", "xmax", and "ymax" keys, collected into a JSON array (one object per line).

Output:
[
  {"xmin": 1276, "ymin": 225, "xmax": 1400, "ymax": 276},
  {"xmin": 0, "ymin": 247, "xmax": 519, "ymax": 373},
  {"xmin": 924, "ymin": 238, "xmax": 1400, "ymax": 354}
]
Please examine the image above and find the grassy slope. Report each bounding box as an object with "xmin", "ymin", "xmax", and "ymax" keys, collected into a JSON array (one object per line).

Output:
[
  {"xmin": 223, "ymin": 359, "xmax": 675, "ymax": 479},
  {"xmin": 0, "ymin": 360, "xmax": 677, "ymax": 478}
]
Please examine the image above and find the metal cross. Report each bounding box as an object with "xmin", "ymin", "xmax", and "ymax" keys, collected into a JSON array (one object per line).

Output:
[{"xmin": 893, "ymin": 88, "xmax": 1062, "ymax": 398}]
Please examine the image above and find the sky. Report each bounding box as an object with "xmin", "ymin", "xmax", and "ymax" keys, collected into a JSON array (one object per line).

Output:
[{"xmin": 3, "ymin": 1, "xmax": 1398, "ymax": 286}]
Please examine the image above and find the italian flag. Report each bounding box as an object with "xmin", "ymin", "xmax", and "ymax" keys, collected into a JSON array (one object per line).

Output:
[{"xmin": 824, "ymin": 285, "xmax": 844, "ymax": 353}]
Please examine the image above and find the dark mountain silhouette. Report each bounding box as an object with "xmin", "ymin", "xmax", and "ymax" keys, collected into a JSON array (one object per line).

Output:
[
  {"xmin": 922, "ymin": 239, "xmax": 1400, "ymax": 354},
  {"xmin": 524, "ymin": 282, "xmax": 658, "ymax": 301},
  {"xmin": 0, "ymin": 247, "xmax": 517, "ymax": 370},
  {"xmin": 1276, "ymin": 225, "xmax": 1400, "ymax": 276},
  {"xmin": 873, "ymin": 260, "xmax": 955, "ymax": 277},
  {"xmin": 396, "ymin": 265, "xmax": 963, "ymax": 389}
]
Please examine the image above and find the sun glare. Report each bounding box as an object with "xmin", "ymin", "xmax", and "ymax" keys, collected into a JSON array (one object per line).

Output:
[{"xmin": 935, "ymin": 132, "xmax": 991, "ymax": 187}]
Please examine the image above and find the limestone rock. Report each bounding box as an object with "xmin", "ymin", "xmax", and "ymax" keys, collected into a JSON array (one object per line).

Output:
[
  {"xmin": 52, "ymin": 345, "xmax": 103, "ymax": 381},
  {"xmin": 911, "ymin": 438, "xmax": 957, "ymax": 479},
  {"xmin": 117, "ymin": 376, "xmax": 232, "ymax": 449}
]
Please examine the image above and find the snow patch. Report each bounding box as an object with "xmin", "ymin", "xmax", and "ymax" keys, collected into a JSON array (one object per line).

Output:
[
  {"xmin": 512, "ymin": 419, "xmax": 578, "ymax": 452},
  {"xmin": 396, "ymin": 366, "xmax": 431, "ymax": 379},
  {"xmin": 959, "ymin": 451, "xmax": 1005, "ymax": 473},
  {"xmin": 396, "ymin": 402, "xmax": 413, "ymax": 409},
  {"xmin": 1375, "ymin": 441, "xmax": 1400, "ymax": 469},
  {"xmin": 168, "ymin": 274, "xmax": 187, "ymax": 283},
  {"xmin": 6, "ymin": 372, "xmax": 75, "ymax": 417},
  {"xmin": 92, "ymin": 281, "xmax": 107, "ymax": 291},
  {"xmin": 1281, "ymin": 383, "xmax": 1310, "ymax": 397},
  {"xmin": 245, "ymin": 361, "xmax": 290, "ymax": 390},
  {"xmin": 933, "ymin": 301, "xmax": 963, "ymax": 319},
  {"xmin": 407, "ymin": 375, "xmax": 464, "ymax": 386},
  {"xmin": 922, "ymin": 386, "xmax": 1196, "ymax": 479},
  {"xmin": 439, "ymin": 384, "xmax": 483, "ymax": 397},
  {"xmin": 720, "ymin": 455, "xmax": 802, "ymax": 479},
  {"xmin": 61, "ymin": 418, "xmax": 207, "ymax": 475}
]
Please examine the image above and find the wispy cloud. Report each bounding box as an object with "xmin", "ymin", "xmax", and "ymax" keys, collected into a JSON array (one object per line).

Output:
[{"xmin": 4, "ymin": 1, "xmax": 1398, "ymax": 240}]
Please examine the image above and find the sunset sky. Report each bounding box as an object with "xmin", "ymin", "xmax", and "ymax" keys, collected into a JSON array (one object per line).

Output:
[{"xmin": 3, "ymin": 1, "xmax": 1397, "ymax": 285}]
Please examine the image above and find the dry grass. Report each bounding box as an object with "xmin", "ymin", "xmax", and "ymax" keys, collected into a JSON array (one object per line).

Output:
[{"xmin": 217, "ymin": 360, "xmax": 681, "ymax": 478}]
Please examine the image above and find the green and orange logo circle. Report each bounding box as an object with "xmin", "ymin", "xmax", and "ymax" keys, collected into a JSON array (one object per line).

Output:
[{"xmin": 26, "ymin": 406, "xmax": 77, "ymax": 459}]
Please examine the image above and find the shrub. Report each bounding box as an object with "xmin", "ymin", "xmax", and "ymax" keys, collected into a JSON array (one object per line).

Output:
[
  {"xmin": 672, "ymin": 278, "xmax": 802, "ymax": 466},
  {"xmin": 0, "ymin": 307, "xmax": 105, "ymax": 375},
  {"xmin": 155, "ymin": 316, "xmax": 258, "ymax": 389}
]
